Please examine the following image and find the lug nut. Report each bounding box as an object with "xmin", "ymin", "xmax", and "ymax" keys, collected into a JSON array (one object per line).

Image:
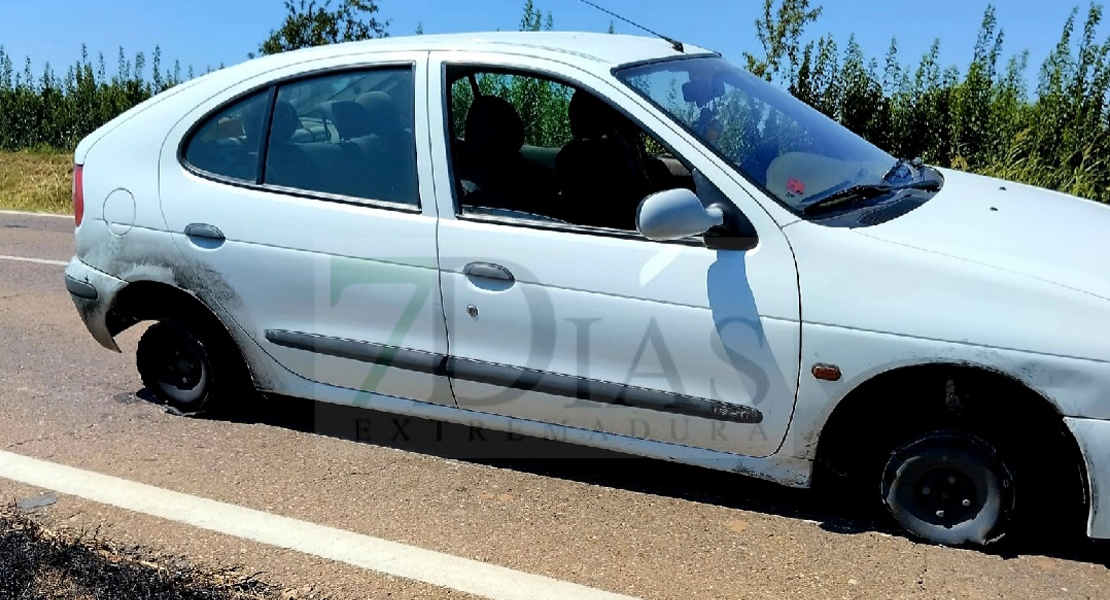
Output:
[
  {"xmin": 936, "ymin": 510, "xmax": 946, "ymax": 518},
  {"xmin": 962, "ymin": 499, "xmax": 971, "ymax": 507},
  {"xmin": 948, "ymin": 475, "xmax": 957, "ymax": 484},
  {"xmin": 922, "ymin": 486, "xmax": 931, "ymax": 495}
]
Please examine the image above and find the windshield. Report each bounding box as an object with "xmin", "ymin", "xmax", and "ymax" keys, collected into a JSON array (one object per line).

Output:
[{"xmin": 614, "ymin": 56, "xmax": 897, "ymax": 213}]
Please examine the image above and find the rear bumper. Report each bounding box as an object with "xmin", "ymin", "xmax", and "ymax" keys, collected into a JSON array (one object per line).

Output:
[
  {"xmin": 64, "ymin": 256, "xmax": 126, "ymax": 352},
  {"xmin": 1065, "ymin": 417, "xmax": 1110, "ymax": 539}
]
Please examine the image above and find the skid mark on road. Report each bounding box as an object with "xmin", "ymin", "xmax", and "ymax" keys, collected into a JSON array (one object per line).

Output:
[
  {"xmin": 0, "ymin": 450, "xmax": 644, "ymax": 600},
  {"xmin": 0, "ymin": 254, "xmax": 67, "ymax": 267}
]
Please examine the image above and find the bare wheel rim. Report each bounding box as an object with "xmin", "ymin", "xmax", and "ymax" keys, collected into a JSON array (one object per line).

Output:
[
  {"xmin": 881, "ymin": 432, "xmax": 1014, "ymax": 546},
  {"xmin": 146, "ymin": 324, "xmax": 211, "ymax": 406}
]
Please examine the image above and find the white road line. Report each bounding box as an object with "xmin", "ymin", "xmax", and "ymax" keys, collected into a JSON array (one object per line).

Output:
[
  {"xmin": 0, "ymin": 254, "xmax": 68, "ymax": 267},
  {"xmin": 0, "ymin": 450, "xmax": 643, "ymax": 600},
  {"xmin": 0, "ymin": 209, "xmax": 71, "ymax": 219}
]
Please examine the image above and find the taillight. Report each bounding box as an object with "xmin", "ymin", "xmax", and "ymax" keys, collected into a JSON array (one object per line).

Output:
[{"xmin": 73, "ymin": 165, "xmax": 84, "ymax": 227}]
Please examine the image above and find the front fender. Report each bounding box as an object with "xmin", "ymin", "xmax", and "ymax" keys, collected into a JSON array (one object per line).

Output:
[{"xmin": 780, "ymin": 322, "xmax": 1110, "ymax": 461}]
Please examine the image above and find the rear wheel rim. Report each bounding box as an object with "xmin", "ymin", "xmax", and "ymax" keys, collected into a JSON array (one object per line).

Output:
[{"xmin": 149, "ymin": 328, "xmax": 210, "ymax": 407}]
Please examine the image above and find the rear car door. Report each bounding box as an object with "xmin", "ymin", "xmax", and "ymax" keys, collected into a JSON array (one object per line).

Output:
[
  {"xmin": 158, "ymin": 52, "xmax": 454, "ymax": 406},
  {"xmin": 428, "ymin": 51, "xmax": 802, "ymax": 458}
]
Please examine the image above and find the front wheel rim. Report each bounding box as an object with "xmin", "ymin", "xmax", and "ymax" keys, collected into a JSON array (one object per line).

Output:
[{"xmin": 882, "ymin": 433, "xmax": 1014, "ymax": 546}]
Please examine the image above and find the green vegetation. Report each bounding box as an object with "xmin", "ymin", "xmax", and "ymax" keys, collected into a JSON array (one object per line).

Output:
[
  {"xmin": 0, "ymin": 45, "xmax": 187, "ymax": 152},
  {"xmin": 254, "ymin": 0, "xmax": 389, "ymax": 57},
  {"xmin": 756, "ymin": 0, "xmax": 1110, "ymax": 202},
  {"xmin": 2, "ymin": 0, "xmax": 1109, "ymax": 214},
  {"xmin": 449, "ymin": 1, "xmax": 575, "ymax": 148}
]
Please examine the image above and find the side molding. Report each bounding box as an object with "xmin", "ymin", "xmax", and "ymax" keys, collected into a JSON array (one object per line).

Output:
[{"xmin": 265, "ymin": 330, "xmax": 764, "ymax": 424}]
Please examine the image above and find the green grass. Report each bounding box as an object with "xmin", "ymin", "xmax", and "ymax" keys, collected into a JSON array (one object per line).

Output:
[{"xmin": 0, "ymin": 149, "xmax": 74, "ymax": 215}]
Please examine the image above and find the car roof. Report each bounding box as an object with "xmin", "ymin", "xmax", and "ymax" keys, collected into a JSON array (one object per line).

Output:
[
  {"xmin": 356, "ymin": 31, "xmax": 715, "ymax": 64},
  {"xmin": 229, "ymin": 31, "xmax": 719, "ymax": 75}
]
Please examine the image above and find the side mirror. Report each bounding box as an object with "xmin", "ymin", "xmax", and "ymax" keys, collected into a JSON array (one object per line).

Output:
[{"xmin": 636, "ymin": 188, "xmax": 724, "ymax": 241}]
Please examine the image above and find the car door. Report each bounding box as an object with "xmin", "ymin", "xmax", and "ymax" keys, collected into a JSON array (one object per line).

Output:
[
  {"xmin": 428, "ymin": 51, "xmax": 802, "ymax": 458},
  {"xmin": 158, "ymin": 52, "xmax": 454, "ymax": 407}
]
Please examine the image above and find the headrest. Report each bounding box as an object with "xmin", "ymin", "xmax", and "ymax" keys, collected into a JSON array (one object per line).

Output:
[
  {"xmin": 231, "ymin": 97, "xmax": 266, "ymax": 144},
  {"xmin": 464, "ymin": 95, "xmax": 524, "ymax": 155},
  {"xmin": 356, "ymin": 92, "xmax": 404, "ymax": 133},
  {"xmin": 316, "ymin": 100, "xmax": 370, "ymax": 139},
  {"xmin": 682, "ymin": 77, "xmax": 725, "ymax": 106},
  {"xmin": 270, "ymin": 100, "xmax": 301, "ymax": 142},
  {"xmin": 568, "ymin": 89, "xmax": 622, "ymax": 139}
]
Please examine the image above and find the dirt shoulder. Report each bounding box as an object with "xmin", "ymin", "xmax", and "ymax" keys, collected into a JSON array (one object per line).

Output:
[{"xmin": 0, "ymin": 507, "xmax": 277, "ymax": 600}]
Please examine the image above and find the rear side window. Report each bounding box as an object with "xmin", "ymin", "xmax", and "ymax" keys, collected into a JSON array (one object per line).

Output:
[
  {"xmin": 183, "ymin": 90, "xmax": 272, "ymax": 182},
  {"xmin": 264, "ymin": 67, "xmax": 418, "ymax": 206}
]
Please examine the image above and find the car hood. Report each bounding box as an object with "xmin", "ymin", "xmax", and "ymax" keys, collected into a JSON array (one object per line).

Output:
[{"xmin": 857, "ymin": 168, "xmax": 1110, "ymax": 301}]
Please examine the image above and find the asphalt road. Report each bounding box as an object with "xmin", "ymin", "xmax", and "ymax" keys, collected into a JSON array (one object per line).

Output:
[{"xmin": 1, "ymin": 210, "xmax": 1108, "ymax": 600}]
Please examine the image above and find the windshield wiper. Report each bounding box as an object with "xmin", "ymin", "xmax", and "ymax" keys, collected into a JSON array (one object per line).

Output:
[
  {"xmin": 801, "ymin": 179, "xmax": 941, "ymax": 215},
  {"xmin": 801, "ymin": 183, "xmax": 895, "ymax": 214}
]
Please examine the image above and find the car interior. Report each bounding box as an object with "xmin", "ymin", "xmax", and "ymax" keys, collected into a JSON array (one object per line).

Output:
[
  {"xmin": 446, "ymin": 68, "xmax": 697, "ymax": 232},
  {"xmin": 186, "ymin": 66, "xmax": 700, "ymax": 226},
  {"xmin": 183, "ymin": 90, "xmax": 271, "ymax": 183},
  {"xmin": 264, "ymin": 89, "xmax": 418, "ymax": 205},
  {"xmin": 184, "ymin": 69, "xmax": 420, "ymax": 207}
]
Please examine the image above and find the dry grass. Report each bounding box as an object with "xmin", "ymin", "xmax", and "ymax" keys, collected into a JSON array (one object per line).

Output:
[
  {"xmin": 0, "ymin": 509, "xmax": 278, "ymax": 599},
  {"xmin": 0, "ymin": 150, "xmax": 73, "ymax": 215}
]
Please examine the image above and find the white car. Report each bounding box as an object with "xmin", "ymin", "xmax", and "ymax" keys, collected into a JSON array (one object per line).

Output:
[{"xmin": 64, "ymin": 31, "xmax": 1110, "ymax": 548}]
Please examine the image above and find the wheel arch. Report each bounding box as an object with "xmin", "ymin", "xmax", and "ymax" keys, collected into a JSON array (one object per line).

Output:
[
  {"xmin": 810, "ymin": 360, "xmax": 1089, "ymax": 525},
  {"xmin": 107, "ymin": 279, "xmax": 212, "ymax": 335},
  {"xmin": 104, "ymin": 279, "xmax": 255, "ymax": 386}
]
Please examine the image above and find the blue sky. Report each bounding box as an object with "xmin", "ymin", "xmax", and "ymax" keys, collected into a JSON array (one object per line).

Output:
[{"xmin": 0, "ymin": 1, "xmax": 1104, "ymax": 91}]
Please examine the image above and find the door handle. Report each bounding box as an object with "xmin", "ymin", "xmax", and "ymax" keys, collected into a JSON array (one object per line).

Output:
[
  {"xmin": 464, "ymin": 262, "xmax": 514, "ymax": 282},
  {"xmin": 184, "ymin": 223, "xmax": 224, "ymax": 241}
]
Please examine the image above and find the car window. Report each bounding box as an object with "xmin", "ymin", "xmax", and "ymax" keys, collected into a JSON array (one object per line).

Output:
[
  {"xmin": 445, "ymin": 67, "xmax": 697, "ymax": 233},
  {"xmin": 264, "ymin": 67, "xmax": 418, "ymax": 206},
  {"xmin": 615, "ymin": 57, "xmax": 896, "ymax": 211},
  {"xmin": 183, "ymin": 89, "xmax": 272, "ymax": 182}
]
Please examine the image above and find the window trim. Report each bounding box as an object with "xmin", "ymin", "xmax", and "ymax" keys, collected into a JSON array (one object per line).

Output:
[
  {"xmin": 610, "ymin": 53, "xmax": 720, "ymax": 74},
  {"xmin": 437, "ymin": 61, "xmax": 723, "ymax": 247},
  {"xmin": 177, "ymin": 61, "xmax": 423, "ymax": 214},
  {"xmin": 457, "ymin": 209, "xmax": 706, "ymax": 247}
]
